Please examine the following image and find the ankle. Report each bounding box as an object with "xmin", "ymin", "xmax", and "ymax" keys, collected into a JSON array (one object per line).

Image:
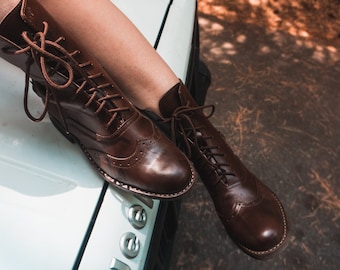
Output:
[
  {"xmin": 0, "ymin": 0, "xmax": 20, "ymax": 22},
  {"xmin": 122, "ymin": 79, "xmax": 180, "ymax": 117},
  {"xmin": 132, "ymin": 97, "xmax": 161, "ymax": 117}
]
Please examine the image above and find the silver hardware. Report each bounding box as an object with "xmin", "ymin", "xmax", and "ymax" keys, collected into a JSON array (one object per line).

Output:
[
  {"xmin": 120, "ymin": 232, "xmax": 140, "ymax": 259},
  {"xmin": 110, "ymin": 258, "xmax": 131, "ymax": 270},
  {"xmin": 128, "ymin": 205, "xmax": 147, "ymax": 229},
  {"xmin": 133, "ymin": 194, "xmax": 154, "ymax": 209}
]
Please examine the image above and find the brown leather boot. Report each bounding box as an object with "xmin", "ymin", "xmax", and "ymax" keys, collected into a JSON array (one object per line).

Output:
[
  {"xmin": 147, "ymin": 81, "xmax": 289, "ymax": 259},
  {"xmin": 0, "ymin": 1, "xmax": 196, "ymax": 199}
]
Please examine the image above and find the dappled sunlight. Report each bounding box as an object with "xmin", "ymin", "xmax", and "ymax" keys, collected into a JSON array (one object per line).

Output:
[
  {"xmin": 236, "ymin": 34, "xmax": 247, "ymax": 43},
  {"xmin": 311, "ymin": 44, "xmax": 339, "ymax": 62},
  {"xmin": 210, "ymin": 42, "xmax": 236, "ymax": 56},
  {"xmin": 199, "ymin": 0, "xmax": 340, "ymax": 40},
  {"xmin": 170, "ymin": 2, "xmax": 340, "ymax": 269},
  {"xmin": 198, "ymin": 0, "xmax": 340, "ymax": 64},
  {"xmin": 198, "ymin": 16, "xmax": 224, "ymax": 32},
  {"xmin": 198, "ymin": 1, "xmax": 340, "ymax": 167},
  {"xmin": 259, "ymin": 45, "xmax": 271, "ymax": 54}
]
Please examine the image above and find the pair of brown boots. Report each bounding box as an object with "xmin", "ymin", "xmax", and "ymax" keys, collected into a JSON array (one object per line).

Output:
[{"xmin": 0, "ymin": 0, "xmax": 288, "ymax": 259}]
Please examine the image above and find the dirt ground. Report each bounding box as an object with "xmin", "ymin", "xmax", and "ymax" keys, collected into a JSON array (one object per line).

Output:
[{"xmin": 170, "ymin": 0, "xmax": 340, "ymax": 269}]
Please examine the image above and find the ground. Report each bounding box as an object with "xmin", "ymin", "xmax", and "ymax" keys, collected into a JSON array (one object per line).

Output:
[{"xmin": 170, "ymin": 0, "xmax": 340, "ymax": 269}]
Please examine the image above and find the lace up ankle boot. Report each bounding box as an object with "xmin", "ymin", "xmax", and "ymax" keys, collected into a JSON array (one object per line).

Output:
[
  {"xmin": 146, "ymin": 81, "xmax": 289, "ymax": 258},
  {"xmin": 0, "ymin": 1, "xmax": 196, "ymax": 199}
]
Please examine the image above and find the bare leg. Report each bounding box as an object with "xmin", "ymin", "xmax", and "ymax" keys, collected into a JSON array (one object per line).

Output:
[
  {"xmin": 0, "ymin": 0, "xmax": 196, "ymax": 198},
  {"xmin": 37, "ymin": 0, "xmax": 178, "ymax": 115},
  {"xmin": 1, "ymin": 0, "xmax": 289, "ymax": 258},
  {"xmin": 0, "ymin": 0, "xmax": 20, "ymax": 22}
]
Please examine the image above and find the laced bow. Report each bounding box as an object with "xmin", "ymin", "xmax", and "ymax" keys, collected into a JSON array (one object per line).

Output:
[
  {"xmin": 164, "ymin": 103, "xmax": 236, "ymax": 181},
  {"xmin": 9, "ymin": 21, "xmax": 129, "ymax": 129},
  {"xmin": 164, "ymin": 103, "xmax": 215, "ymax": 157}
]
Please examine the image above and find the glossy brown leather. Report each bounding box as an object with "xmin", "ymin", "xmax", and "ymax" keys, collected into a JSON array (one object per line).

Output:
[
  {"xmin": 0, "ymin": 0, "xmax": 196, "ymax": 199},
  {"xmin": 155, "ymin": 81, "xmax": 289, "ymax": 258}
]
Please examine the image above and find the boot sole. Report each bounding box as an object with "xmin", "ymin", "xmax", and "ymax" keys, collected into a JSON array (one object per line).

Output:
[{"xmin": 49, "ymin": 114, "xmax": 196, "ymax": 199}]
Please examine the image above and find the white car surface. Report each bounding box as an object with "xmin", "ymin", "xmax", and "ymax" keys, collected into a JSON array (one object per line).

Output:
[{"xmin": 0, "ymin": 0, "xmax": 198, "ymax": 269}]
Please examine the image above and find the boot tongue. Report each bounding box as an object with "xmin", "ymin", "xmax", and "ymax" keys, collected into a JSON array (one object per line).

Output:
[{"xmin": 159, "ymin": 82, "xmax": 182, "ymax": 118}]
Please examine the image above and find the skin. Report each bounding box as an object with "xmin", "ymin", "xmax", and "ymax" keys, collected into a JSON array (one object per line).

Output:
[
  {"xmin": 0, "ymin": 0, "xmax": 19, "ymax": 21},
  {"xmin": 1, "ymin": 0, "xmax": 179, "ymax": 115}
]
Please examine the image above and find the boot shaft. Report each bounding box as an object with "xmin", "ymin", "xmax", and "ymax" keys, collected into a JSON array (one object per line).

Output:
[
  {"xmin": 0, "ymin": 0, "xmax": 134, "ymax": 133},
  {"xmin": 0, "ymin": 0, "xmax": 197, "ymax": 199}
]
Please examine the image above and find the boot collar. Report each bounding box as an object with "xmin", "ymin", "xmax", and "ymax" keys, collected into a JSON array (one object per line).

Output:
[{"xmin": 159, "ymin": 80, "xmax": 198, "ymax": 118}]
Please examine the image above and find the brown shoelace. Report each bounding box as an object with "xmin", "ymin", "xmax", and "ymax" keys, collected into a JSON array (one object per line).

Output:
[
  {"xmin": 163, "ymin": 103, "xmax": 236, "ymax": 183},
  {"xmin": 6, "ymin": 21, "xmax": 130, "ymax": 130}
]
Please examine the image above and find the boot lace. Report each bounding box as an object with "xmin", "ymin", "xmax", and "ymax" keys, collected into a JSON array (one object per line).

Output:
[
  {"xmin": 7, "ymin": 21, "xmax": 130, "ymax": 130},
  {"xmin": 164, "ymin": 102, "xmax": 236, "ymax": 183}
]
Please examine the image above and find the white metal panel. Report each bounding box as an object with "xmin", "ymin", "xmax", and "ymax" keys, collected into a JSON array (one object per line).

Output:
[
  {"xmin": 0, "ymin": 0, "xmax": 197, "ymax": 269},
  {"xmin": 156, "ymin": 0, "xmax": 197, "ymax": 80},
  {"xmin": 112, "ymin": 0, "xmax": 171, "ymax": 46},
  {"xmin": 112, "ymin": 0, "xmax": 197, "ymax": 81},
  {"xmin": 79, "ymin": 187, "xmax": 160, "ymax": 270},
  {"xmin": 0, "ymin": 60, "xmax": 104, "ymax": 270}
]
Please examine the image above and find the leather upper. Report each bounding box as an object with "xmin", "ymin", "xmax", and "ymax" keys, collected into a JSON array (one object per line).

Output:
[
  {"xmin": 0, "ymin": 0, "xmax": 196, "ymax": 198},
  {"xmin": 156, "ymin": 82, "xmax": 289, "ymax": 258}
]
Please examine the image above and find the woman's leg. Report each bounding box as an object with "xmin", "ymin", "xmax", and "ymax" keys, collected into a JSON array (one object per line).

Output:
[
  {"xmin": 2, "ymin": 0, "xmax": 175, "ymax": 114},
  {"xmin": 0, "ymin": 0, "xmax": 19, "ymax": 21},
  {"xmin": 37, "ymin": 0, "xmax": 178, "ymax": 115},
  {"xmin": 1, "ymin": 0, "xmax": 288, "ymax": 259},
  {"xmin": 0, "ymin": 0, "xmax": 196, "ymax": 199},
  {"xmin": 36, "ymin": 0, "xmax": 288, "ymax": 258}
]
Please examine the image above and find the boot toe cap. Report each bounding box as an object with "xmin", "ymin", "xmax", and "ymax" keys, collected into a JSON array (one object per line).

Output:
[{"xmin": 230, "ymin": 193, "xmax": 289, "ymax": 259}]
